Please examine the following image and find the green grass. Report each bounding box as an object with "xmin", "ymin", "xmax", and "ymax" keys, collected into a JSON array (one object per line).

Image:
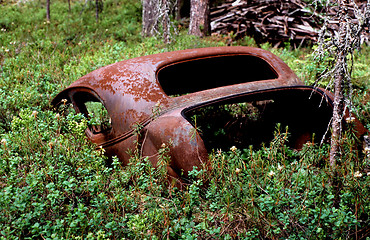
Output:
[{"xmin": 0, "ymin": 0, "xmax": 369, "ymax": 239}]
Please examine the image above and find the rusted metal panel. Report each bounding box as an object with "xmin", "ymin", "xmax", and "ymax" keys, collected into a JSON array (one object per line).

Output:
[
  {"xmin": 52, "ymin": 47, "xmax": 301, "ymax": 136},
  {"xmin": 52, "ymin": 46, "xmax": 368, "ymax": 181}
]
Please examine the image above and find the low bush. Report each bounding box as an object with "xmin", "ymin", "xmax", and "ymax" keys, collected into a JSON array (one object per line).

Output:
[{"xmin": 1, "ymin": 117, "xmax": 369, "ymax": 238}]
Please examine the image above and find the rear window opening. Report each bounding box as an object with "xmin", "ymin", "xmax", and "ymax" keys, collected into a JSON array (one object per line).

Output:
[
  {"xmin": 157, "ymin": 55, "xmax": 278, "ymax": 96},
  {"xmin": 183, "ymin": 88, "xmax": 333, "ymax": 151}
]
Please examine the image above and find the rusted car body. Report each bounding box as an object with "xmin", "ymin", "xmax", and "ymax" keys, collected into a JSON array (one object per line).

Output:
[{"xmin": 52, "ymin": 46, "xmax": 367, "ymax": 180}]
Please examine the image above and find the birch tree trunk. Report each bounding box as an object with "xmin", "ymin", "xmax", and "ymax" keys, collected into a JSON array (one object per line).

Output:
[
  {"xmin": 142, "ymin": 0, "xmax": 158, "ymax": 37},
  {"xmin": 141, "ymin": 0, "xmax": 174, "ymax": 43},
  {"xmin": 161, "ymin": 0, "xmax": 170, "ymax": 43},
  {"xmin": 189, "ymin": 0, "xmax": 210, "ymax": 36}
]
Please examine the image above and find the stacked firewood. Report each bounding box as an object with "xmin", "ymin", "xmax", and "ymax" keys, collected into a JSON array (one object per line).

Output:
[{"xmin": 210, "ymin": 0, "xmax": 369, "ymax": 46}]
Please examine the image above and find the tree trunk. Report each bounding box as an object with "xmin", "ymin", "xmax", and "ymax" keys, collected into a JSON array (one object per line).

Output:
[
  {"xmin": 161, "ymin": 0, "xmax": 170, "ymax": 43},
  {"xmin": 329, "ymin": 0, "xmax": 348, "ymax": 166},
  {"xmin": 141, "ymin": 0, "xmax": 174, "ymax": 42},
  {"xmin": 189, "ymin": 0, "xmax": 210, "ymax": 36},
  {"xmin": 330, "ymin": 65, "xmax": 344, "ymax": 166},
  {"xmin": 46, "ymin": 0, "xmax": 50, "ymax": 22},
  {"xmin": 96, "ymin": 0, "xmax": 99, "ymax": 23},
  {"xmin": 142, "ymin": 0, "xmax": 158, "ymax": 37}
]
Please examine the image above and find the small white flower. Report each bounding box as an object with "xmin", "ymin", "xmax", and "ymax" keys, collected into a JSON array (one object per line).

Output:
[
  {"xmin": 217, "ymin": 149, "xmax": 222, "ymax": 156},
  {"xmin": 161, "ymin": 143, "xmax": 166, "ymax": 148},
  {"xmin": 291, "ymin": 161, "xmax": 298, "ymax": 166},
  {"xmin": 277, "ymin": 164, "xmax": 283, "ymax": 171},
  {"xmin": 32, "ymin": 110, "xmax": 38, "ymax": 118},
  {"xmin": 367, "ymin": 172, "xmax": 370, "ymax": 176},
  {"xmin": 354, "ymin": 171, "xmax": 362, "ymax": 178},
  {"xmin": 268, "ymin": 170, "xmax": 275, "ymax": 177},
  {"xmin": 364, "ymin": 147, "xmax": 370, "ymax": 153},
  {"xmin": 230, "ymin": 146, "xmax": 237, "ymax": 152},
  {"xmin": 99, "ymin": 146, "xmax": 106, "ymax": 154},
  {"xmin": 235, "ymin": 168, "xmax": 241, "ymax": 174},
  {"xmin": 1, "ymin": 138, "xmax": 7, "ymax": 145}
]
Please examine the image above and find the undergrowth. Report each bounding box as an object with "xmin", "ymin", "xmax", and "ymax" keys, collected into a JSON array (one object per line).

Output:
[
  {"xmin": 0, "ymin": 0, "xmax": 369, "ymax": 239},
  {"xmin": 1, "ymin": 115, "xmax": 369, "ymax": 239}
]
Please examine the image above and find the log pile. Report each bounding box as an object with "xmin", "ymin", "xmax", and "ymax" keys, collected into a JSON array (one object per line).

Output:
[{"xmin": 210, "ymin": 0, "xmax": 369, "ymax": 46}]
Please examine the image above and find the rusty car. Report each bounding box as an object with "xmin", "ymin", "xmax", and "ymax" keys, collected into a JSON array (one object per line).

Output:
[{"xmin": 52, "ymin": 46, "xmax": 368, "ymax": 181}]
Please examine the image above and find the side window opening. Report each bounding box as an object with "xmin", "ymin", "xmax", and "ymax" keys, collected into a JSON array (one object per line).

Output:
[
  {"xmin": 85, "ymin": 101, "xmax": 112, "ymax": 134},
  {"xmin": 183, "ymin": 89, "xmax": 333, "ymax": 151},
  {"xmin": 72, "ymin": 92, "xmax": 112, "ymax": 134}
]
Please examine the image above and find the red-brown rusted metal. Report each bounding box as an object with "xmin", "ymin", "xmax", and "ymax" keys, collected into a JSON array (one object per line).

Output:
[{"xmin": 52, "ymin": 46, "xmax": 368, "ymax": 181}]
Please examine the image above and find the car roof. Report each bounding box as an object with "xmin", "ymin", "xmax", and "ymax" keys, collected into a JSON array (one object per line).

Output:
[{"xmin": 52, "ymin": 46, "xmax": 302, "ymax": 132}]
